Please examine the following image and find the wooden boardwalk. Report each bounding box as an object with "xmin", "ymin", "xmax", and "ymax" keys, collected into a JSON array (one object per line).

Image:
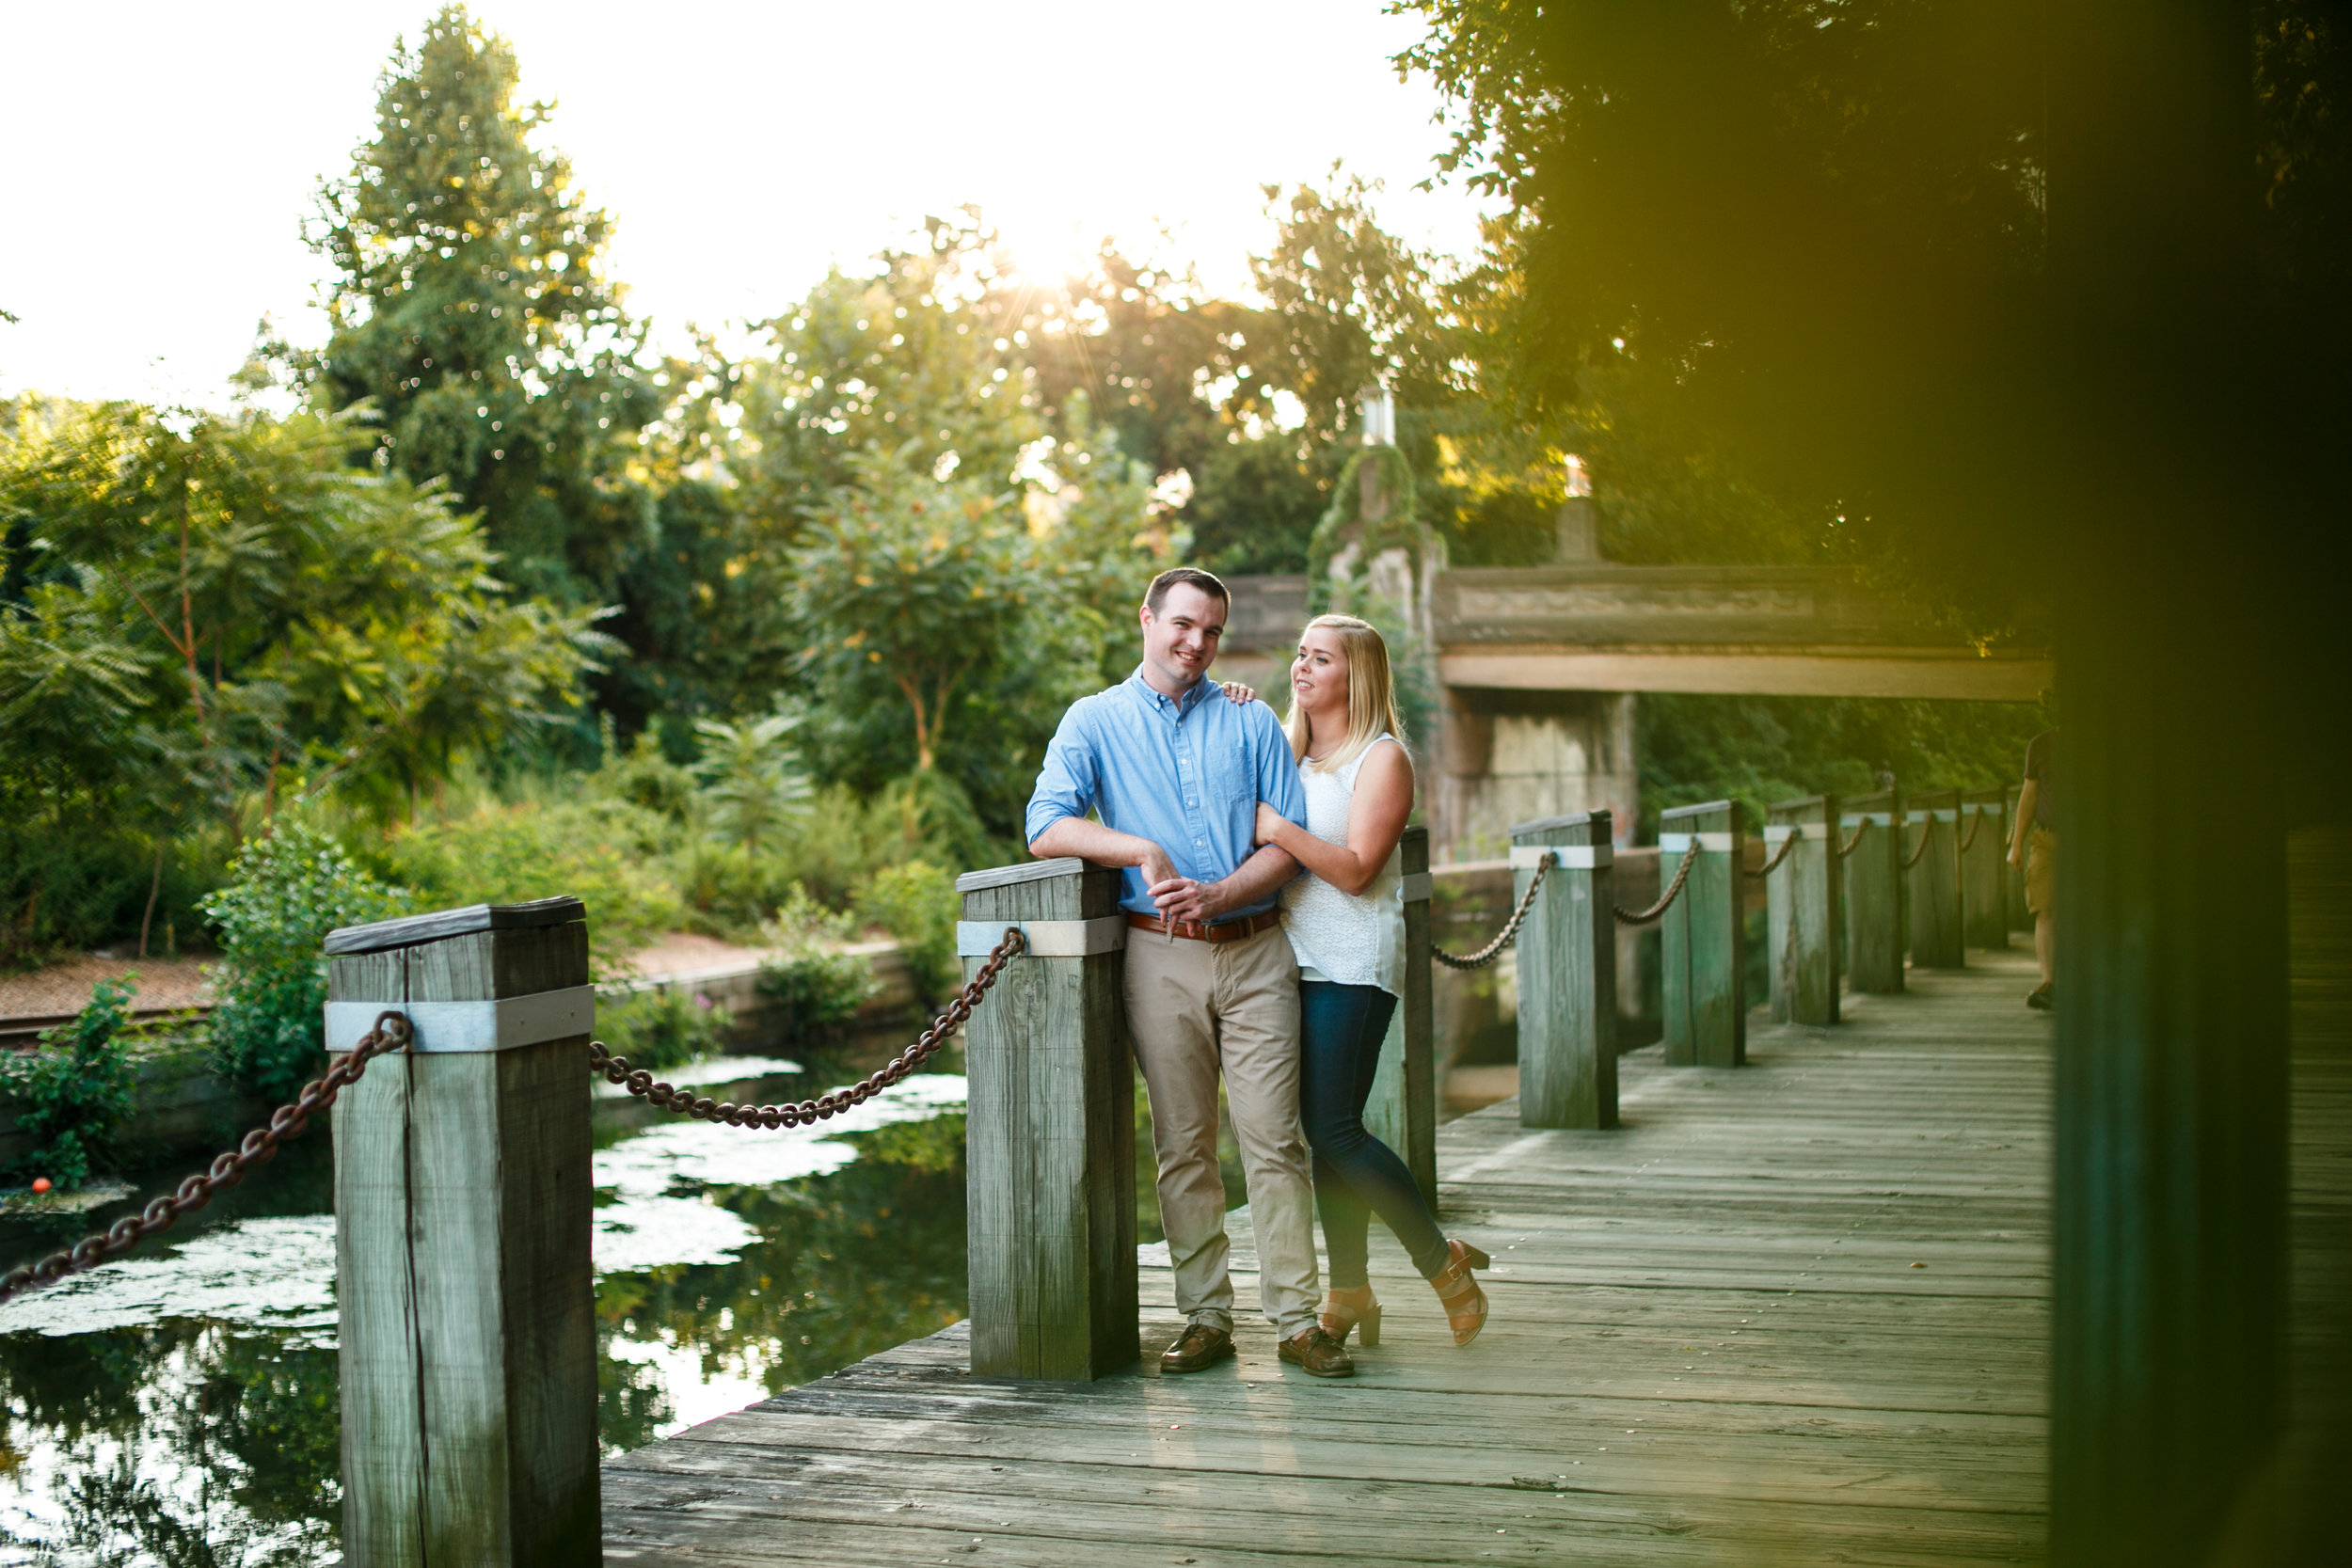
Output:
[{"xmin": 604, "ymin": 946, "xmax": 2053, "ymax": 1566}]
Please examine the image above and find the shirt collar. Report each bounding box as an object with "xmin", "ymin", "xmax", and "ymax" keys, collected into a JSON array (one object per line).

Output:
[{"xmin": 1126, "ymin": 665, "xmax": 1218, "ymax": 718}]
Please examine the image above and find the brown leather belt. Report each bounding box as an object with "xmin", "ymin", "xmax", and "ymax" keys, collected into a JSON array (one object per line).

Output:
[{"xmin": 1125, "ymin": 910, "xmax": 1283, "ymax": 943}]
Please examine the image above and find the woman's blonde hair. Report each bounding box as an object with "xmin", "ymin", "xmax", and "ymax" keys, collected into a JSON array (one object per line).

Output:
[{"xmin": 1283, "ymin": 613, "xmax": 1408, "ymax": 771}]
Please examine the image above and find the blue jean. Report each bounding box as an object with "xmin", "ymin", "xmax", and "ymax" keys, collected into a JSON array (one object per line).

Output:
[{"xmin": 1298, "ymin": 980, "xmax": 1451, "ymax": 1287}]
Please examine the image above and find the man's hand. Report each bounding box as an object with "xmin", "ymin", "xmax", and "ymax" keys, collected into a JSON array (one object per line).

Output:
[
  {"xmin": 2008, "ymin": 840, "xmax": 2026, "ymax": 871},
  {"xmin": 1136, "ymin": 842, "xmax": 1180, "ymax": 892},
  {"xmin": 1148, "ymin": 873, "xmax": 1235, "ymax": 927}
]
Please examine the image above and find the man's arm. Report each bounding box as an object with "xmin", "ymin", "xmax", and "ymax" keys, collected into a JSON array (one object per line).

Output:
[
  {"xmin": 1029, "ymin": 816, "xmax": 1178, "ymax": 890},
  {"xmin": 2009, "ymin": 779, "xmax": 2039, "ymax": 869},
  {"xmin": 1148, "ymin": 843, "xmax": 1298, "ymax": 926},
  {"xmin": 1149, "ymin": 706, "xmax": 1306, "ymax": 925}
]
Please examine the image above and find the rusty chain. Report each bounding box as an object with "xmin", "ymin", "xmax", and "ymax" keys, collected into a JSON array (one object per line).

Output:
[
  {"xmin": 0, "ymin": 1011, "xmax": 414, "ymax": 1307},
  {"xmin": 1901, "ymin": 820, "xmax": 1935, "ymax": 869},
  {"xmin": 1837, "ymin": 816, "xmax": 1874, "ymax": 858},
  {"xmin": 1614, "ymin": 841, "xmax": 1698, "ymax": 926},
  {"xmin": 591, "ymin": 927, "xmax": 1026, "ymax": 1127},
  {"xmin": 1745, "ymin": 832, "xmax": 1801, "ymax": 879}
]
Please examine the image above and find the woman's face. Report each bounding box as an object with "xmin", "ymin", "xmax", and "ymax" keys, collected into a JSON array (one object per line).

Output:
[{"xmin": 1291, "ymin": 626, "xmax": 1351, "ymax": 715}]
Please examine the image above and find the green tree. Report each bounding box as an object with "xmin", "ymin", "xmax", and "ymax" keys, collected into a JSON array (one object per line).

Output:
[
  {"xmin": 0, "ymin": 400, "xmax": 612, "ymax": 832},
  {"xmin": 789, "ymin": 453, "xmax": 1043, "ymax": 779},
  {"xmin": 692, "ymin": 713, "xmax": 809, "ymax": 856},
  {"xmin": 301, "ymin": 4, "xmax": 655, "ymax": 605}
]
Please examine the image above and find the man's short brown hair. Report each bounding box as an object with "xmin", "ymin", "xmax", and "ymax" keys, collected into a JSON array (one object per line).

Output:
[{"xmin": 1144, "ymin": 566, "xmax": 1231, "ymax": 613}]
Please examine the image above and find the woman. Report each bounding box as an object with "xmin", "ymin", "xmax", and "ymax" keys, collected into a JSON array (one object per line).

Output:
[{"xmin": 1224, "ymin": 614, "xmax": 1492, "ymax": 1349}]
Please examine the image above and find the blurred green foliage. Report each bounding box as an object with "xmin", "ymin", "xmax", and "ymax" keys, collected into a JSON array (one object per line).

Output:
[
  {"xmin": 1, "ymin": 977, "xmax": 136, "ymax": 1188},
  {"xmin": 1638, "ymin": 693, "xmax": 2056, "ymax": 836},
  {"xmin": 755, "ymin": 887, "xmax": 878, "ymax": 1036},
  {"xmin": 201, "ymin": 821, "xmax": 410, "ymax": 1101},
  {"xmin": 593, "ymin": 986, "xmax": 733, "ymax": 1075},
  {"xmin": 853, "ymin": 862, "xmax": 960, "ymax": 1004}
]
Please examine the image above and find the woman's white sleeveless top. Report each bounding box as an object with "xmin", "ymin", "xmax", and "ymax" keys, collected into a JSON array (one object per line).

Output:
[{"xmin": 1279, "ymin": 734, "xmax": 1406, "ymax": 996}]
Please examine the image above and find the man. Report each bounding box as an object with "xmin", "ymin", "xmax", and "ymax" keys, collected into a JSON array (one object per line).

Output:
[
  {"xmin": 2009, "ymin": 726, "xmax": 2058, "ymax": 1009},
  {"xmin": 1025, "ymin": 566, "xmax": 1352, "ymax": 1378}
]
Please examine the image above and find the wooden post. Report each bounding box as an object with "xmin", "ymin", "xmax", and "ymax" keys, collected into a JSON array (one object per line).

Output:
[
  {"xmin": 1661, "ymin": 800, "xmax": 1745, "ymax": 1068},
  {"xmin": 1766, "ymin": 795, "xmax": 1841, "ymax": 1026},
  {"xmin": 957, "ymin": 859, "xmax": 1136, "ymax": 1381},
  {"xmin": 1841, "ymin": 788, "xmax": 1905, "ymax": 993},
  {"xmin": 1363, "ymin": 827, "xmax": 1438, "ymax": 1205},
  {"xmin": 326, "ymin": 898, "xmax": 598, "ymax": 1568},
  {"xmin": 1961, "ymin": 785, "xmax": 2010, "ymax": 950},
  {"xmin": 1905, "ymin": 788, "xmax": 1966, "ymax": 970},
  {"xmin": 2005, "ymin": 783, "xmax": 2033, "ymax": 933},
  {"xmin": 1513, "ymin": 811, "xmax": 1618, "ymax": 1129}
]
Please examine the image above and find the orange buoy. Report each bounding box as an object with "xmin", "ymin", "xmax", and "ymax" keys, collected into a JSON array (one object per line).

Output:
[{"xmin": 29, "ymin": 1178, "xmax": 52, "ymax": 1195}]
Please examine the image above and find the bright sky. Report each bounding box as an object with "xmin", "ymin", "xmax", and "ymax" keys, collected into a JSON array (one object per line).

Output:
[{"xmin": 0, "ymin": 1, "xmax": 1487, "ymax": 409}]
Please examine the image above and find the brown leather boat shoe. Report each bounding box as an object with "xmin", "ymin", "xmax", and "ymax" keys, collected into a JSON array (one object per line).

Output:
[
  {"xmin": 1159, "ymin": 1322, "xmax": 1235, "ymax": 1374},
  {"xmin": 1279, "ymin": 1324, "xmax": 1356, "ymax": 1379}
]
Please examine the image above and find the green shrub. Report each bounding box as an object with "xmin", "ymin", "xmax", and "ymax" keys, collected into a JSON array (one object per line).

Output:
[
  {"xmin": 595, "ymin": 727, "xmax": 698, "ymax": 824},
  {"xmin": 1, "ymin": 977, "xmax": 137, "ymax": 1188},
  {"xmin": 0, "ymin": 824, "xmax": 230, "ymax": 972},
  {"xmin": 755, "ymin": 885, "xmax": 877, "ymax": 1036},
  {"xmin": 387, "ymin": 799, "xmax": 680, "ymax": 978},
  {"xmin": 595, "ymin": 984, "xmax": 733, "ymax": 1073},
  {"xmin": 855, "ymin": 861, "xmax": 960, "ymax": 1003},
  {"xmin": 202, "ymin": 821, "xmax": 411, "ymax": 1102}
]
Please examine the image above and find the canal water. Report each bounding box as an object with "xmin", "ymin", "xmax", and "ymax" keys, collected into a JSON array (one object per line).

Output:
[{"xmin": 0, "ymin": 1053, "xmax": 974, "ymax": 1565}]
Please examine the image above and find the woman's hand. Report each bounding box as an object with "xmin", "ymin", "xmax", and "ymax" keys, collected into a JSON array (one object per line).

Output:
[
  {"xmin": 1254, "ymin": 801, "xmax": 1290, "ymax": 847},
  {"xmin": 1219, "ymin": 680, "xmax": 1259, "ymax": 706}
]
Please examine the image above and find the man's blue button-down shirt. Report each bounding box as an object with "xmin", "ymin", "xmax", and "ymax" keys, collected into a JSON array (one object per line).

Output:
[{"xmin": 1025, "ymin": 669, "xmax": 1308, "ymax": 919}]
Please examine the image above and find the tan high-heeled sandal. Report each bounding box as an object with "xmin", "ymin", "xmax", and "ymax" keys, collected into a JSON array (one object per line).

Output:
[
  {"xmin": 1320, "ymin": 1285, "xmax": 1382, "ymax": 1347},
  {"xmin": 1428, "ymin": 1239, "xmax": 1492, "ymax": 1346}
]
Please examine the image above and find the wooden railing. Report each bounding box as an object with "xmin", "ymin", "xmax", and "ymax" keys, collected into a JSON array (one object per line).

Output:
[{"xmin": 305, "ymin": 780, "xmax": 2035, "ymax": 1560}]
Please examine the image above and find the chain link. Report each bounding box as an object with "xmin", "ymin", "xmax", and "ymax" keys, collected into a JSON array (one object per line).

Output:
[
  {"xmin": 1746, "ymin": 832, "xmax": 1801, "ymax": 879},
  {"xmin": 1431, "ymin": 852, "xmax": 1555, "ymax": 971},
  {"xmin": 1614, "ymin": 842, "xmax": 1698, "ymax": 926},
  {"xmin": 1837, "ymin": 817, "xmax": 1873, "ymax": 858},
  {"xmin": 590, "ymin": 927, "xmax": 1026, "ymax": 1126},
  {"xmin": 0, "ymin": 1011, "xmax": 414, "ymax": 1307}
]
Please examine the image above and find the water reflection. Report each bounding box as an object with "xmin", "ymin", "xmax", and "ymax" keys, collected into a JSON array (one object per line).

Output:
[{"xmin": 0, "ymin": 1072, "xmax": 971, "ymax": 1563}]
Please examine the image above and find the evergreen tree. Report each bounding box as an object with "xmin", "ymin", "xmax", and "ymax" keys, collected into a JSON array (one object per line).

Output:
[{"xmin": 304, "ymin": 5, "xmax": 655, "ymax": 605}]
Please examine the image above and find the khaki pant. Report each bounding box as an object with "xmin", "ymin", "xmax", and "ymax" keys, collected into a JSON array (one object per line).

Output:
[
  {"xmin": 2026, "ymin": 825, "xmax": 2058, "ymax": 915},
  {"xmin": 1125, "ymin": 923, "xmax": 1319, "ymax": 1338}
]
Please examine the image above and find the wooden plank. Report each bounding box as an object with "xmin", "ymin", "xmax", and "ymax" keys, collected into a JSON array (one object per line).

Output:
[
  {"xmin": 326, "ymin": 896, "xmax": 584, "ymax": 956},
  {"xmin": 333, "ymin": 1046, "xmax": 426, "ymax": 1565},
  {"xmin": 961, "ymin": 861, "xmax": 1136, "ymax": 1380},
  {"xmin": 954, "ymin": 857, "xmax": 1088, "ymax": 893},
  {"xmin": 1904, "ymin": 789, "xmax": 1965, "ymax": 971},
  {"xmin": 1767, "ymin": 795, "xmax": 1841, "ymax": 1025},
  {"xmin": 1363, "ymin": 828, "xmax": 1437, "ymax": 1203},
  {"xmin": 1960, "ymin": 787, "xmax": 2009, "ymax": 950},
  {"xmin": 1661, "ymin": 801, "xmax": 1744, "ymax": 1067},
  {"xmin": 330, "ymin": 913, "xmax": 597, "ymax": 1568},
  {"xmin": 1842, "ymin": 788, "xmax": 1906, "ymax": 993},
  {"xmin": 601, "ymin": 941, "xmax": 2057, "ymax": 1567},
  {"xmin": 1515, "ymin": 811, "xmax": 1619, "ymax": 1128}
]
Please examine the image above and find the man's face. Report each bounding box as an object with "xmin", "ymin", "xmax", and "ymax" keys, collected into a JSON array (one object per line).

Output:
[{"xmin": 1138, "ymin": 584, "xmax": 1227, "ymax": 689}]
